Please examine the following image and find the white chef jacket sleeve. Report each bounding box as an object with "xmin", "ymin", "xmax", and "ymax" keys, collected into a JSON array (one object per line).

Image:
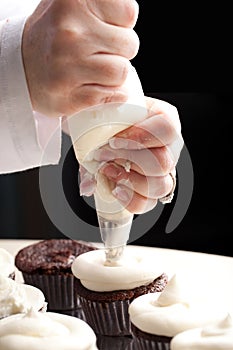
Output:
[{"xmin": 0, "ymin": 15, "xmax": 62, "ymax": 174}]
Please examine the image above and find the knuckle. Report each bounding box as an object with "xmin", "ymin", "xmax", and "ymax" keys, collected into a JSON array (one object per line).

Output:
[
  {"xmin": 126, "ymin": 30, "xmax": 140, "ymax": 59},
  {"xmin": 156, "ymin": 147, "xmax": 175, "ymax": 175},
  {"xmin": 103, "ymin": 59, "xmax": 129, "ymax": 85},
  {"xmin": 131, "ymin": 198, "xmax": 158, "ymax": 214},
  {"xmin": 123, "ymin": 0, "xmax": 139, "ymax": 27},
  {"xmin": 155, "ymin": 175, "xmax": 173, "ymax": 198},
  {"xmin": 115, "ymin": 29, "xmax": 139, "ymax": 59}
]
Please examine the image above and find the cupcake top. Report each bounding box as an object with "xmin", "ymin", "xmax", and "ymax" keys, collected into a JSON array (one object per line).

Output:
[
  {"xmin": 0, "ymin": 275, "xmax": 46, "ymax": 319},
  {"xmin": 129, "ymin": 274, "xmax": 228, "ymax": 338},
  {"xmin": 170, "ymin": 314, "xmax": 233, "ymax": 350},
  {"xmin": 0, "ymin": 248, "xmax": 14, "ymax": 277},
  {"xmin": 15, "ymin": 239, "xmax": 97, "ymax": 274},
  {"xmin": 71, "ymin": 248, "xmax": 165, "ymax": 292},
  {"xmin": 0, "ymin": 309, "xmax": 98, "ymax": 350}
]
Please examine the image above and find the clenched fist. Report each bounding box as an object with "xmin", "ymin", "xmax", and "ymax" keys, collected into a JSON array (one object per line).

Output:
[{"xmin": 22, "ymin": 0, "xmax": 139, "ymax": 117}]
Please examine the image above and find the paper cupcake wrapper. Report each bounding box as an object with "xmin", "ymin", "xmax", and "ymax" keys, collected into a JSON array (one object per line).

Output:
[
  {"xmin": 79, "ymin": 296, "xmax": 132, "ymax": 336},
  {"xmin": 22, "ymin": 272, "xmax": 81, "ymax": 310},
  {"xmin": 131, "ymin": 324, "xmax": 171, "ymax": 350},
  {"xmin": 133, "ymin": 337, "xmax": 170, "ymax": 350},
  {"xmin": 96, "ymin": 335, "xmax": 134, "ymax": 350}
]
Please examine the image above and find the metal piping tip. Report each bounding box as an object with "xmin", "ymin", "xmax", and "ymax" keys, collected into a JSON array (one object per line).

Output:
[
  {"xmin": 97, "ymin": 212, "xmax": 133, "ymax": 263},
  {"xmin": 105, "ymin": 245, "xmax": 125, "ymax": 263}
]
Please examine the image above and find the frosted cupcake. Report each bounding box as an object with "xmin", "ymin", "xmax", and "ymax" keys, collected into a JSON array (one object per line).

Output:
[
  {"xmin": 171, "ymin": 314, "xmax": 233, "ymax": 350},
  {"xmin": 0, "ymin": 248, "xmax": 15, "ymax": 279},
  {"xmin": 129, "ymin": 274, "xmax": 228, "ymax": 350},
  {"xmin": 0, "ymin": 275, "xmax": 46, "ymax": 319},
  {"xmin": 15, "ymin": 239, "xmax": 97, "ymax": 311},
  {"xmin": 0, "ymin": 309, "xmax": 98, "ymax": 350},
  {"xmin": 71, "ymin": 248, "xmax": 168, "ymax": 336}
]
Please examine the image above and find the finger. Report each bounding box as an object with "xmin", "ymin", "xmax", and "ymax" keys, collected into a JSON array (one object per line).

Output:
[
  {"xmin": 94, "ymin": 144, "xmax": 176, "ymax": 176},
  {"xmin": 93, "ymin": 25, "xmax": 140, "ymax": 59},
  {"xmin": 109, "ymin": 97, "xmax": 182, "ymax": 149},
  {"xmin": 112, "ymin": 184, "xmax": 158, "ymax": 214},
  {"xmin": 67, "ymin": 85, "xmax": 128, "ymax": 115},
  {"xmin": 86, "ymin": 0, "xmax": 139, "ymax": 28},
  {"xmin": 81, "ymin": 55, "xmax": 130, "ymax": 87},
  {"xmin": 52, "ymin": 53, "xmax": 130, "ymax": 88},
  {"xmin": 109, "ymin": 115, "xmax": 182, "ymax": 149},
  {"xmin": 100, "ymin": 162, "xmax": 174, "ymax": 199},
  {"xmin": 114, "ymin": 137, "xmax": 182, "ymax": 175},
  {"xmin": 145, "ymin": 97, "xmax": 182, "ymax": 133},
  {"xmin": 79, "ymin": 165, "xmax": 96, "ymax": 196}
]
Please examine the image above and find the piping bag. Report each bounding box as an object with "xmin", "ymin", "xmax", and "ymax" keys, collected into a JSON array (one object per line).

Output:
[{"xmin": 68, "ymin": 64, "xmax": 146, "ymax": 263}]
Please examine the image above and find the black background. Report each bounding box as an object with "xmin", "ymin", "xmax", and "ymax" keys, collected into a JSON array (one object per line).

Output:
[{"xmin": 0, "ymin": 2, "xmax": 232, "ymax": 256}]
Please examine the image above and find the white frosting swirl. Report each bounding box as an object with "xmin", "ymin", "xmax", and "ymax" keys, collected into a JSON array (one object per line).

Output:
[
  {"xmin": 71, "ymin": 248, "xmax": 164, "ymax": 292},
  {"xmin": 171, "ymin": 314, "xmax": 233, "ymax": 350},
  {"xmin": 129, "ymin": 274, "xmax": 228, "ymax": 337},
  {"xmin": 0, "ymin": 275, "xmax": 46, "ymax": 319},
  {"xmin": 0, "ymin": 309, "xmax": 98, "ymax": 350},
  {"xmin": 0, "ymin": 248, "xmax": 14, "ymax": 277}
]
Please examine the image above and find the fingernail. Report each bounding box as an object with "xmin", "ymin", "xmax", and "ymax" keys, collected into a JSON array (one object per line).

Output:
[
  {"xmin": 109, "ymin": 137, "xmax": 144, "ymax": 150},
  {"xmin": 109, "ymin": 138, "xmax": 129, "ymax": 149},
  {"xmin": 79, "ymin": 174, "xmax": 96, "ymax": 196},
  {"xmin": 94, "ymin": 148, "xmax": 115, "ymax": 161},
  {"xmin": 100, "ymin": 164, "xmax": 122, "ymax": 179},
  {"xmin": 112, "ymin": 185, "xmax": 131, "ymax": 202}
]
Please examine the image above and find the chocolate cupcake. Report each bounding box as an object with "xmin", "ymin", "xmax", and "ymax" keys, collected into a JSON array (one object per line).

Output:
[
  {"xmin": 71, "ymin": 248, "xmax": 168, "ymax": 336},
  {"xmin": 0, "ymin": 248, "xmax": 15, "ymax": 279},
  {"xmin": 15, "ymin": 239, "xmax": 97, "ymax": 311},
  {"xmin": 129, "ymin": 274, "xmax": 228, "ymax": 350}
]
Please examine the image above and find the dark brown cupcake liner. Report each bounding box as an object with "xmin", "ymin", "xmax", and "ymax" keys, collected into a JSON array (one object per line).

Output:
[
  {"xmin": 79, "ymin": 296, "xmax": 132, "ymax": 336},
  {"xmin": 22, "ymin": 272, "xmax": 81, "ymax": 310},
  {"xmin": 133, "ymin": 337, "xmax": 170, "ymax": 350},
  {"xmin": 96, "ymin": 334, "xmax": 134, "ymax": 350},
  {"xmin": 131, "ymin": 324, "xmax": 171, "ymax": 350}
]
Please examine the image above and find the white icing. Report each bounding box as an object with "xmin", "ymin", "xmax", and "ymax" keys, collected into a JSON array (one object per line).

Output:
[
  {"xmin": 201, "ymin": 314, "xmax": 233, "ymax": 336},
  {"xmin": 68, "ymin": 65, "xmax": 146, "ymax": 231},
  {"xmin": 71, "ymin": 248, "xmax": 164, "ymax": 292},
  {"xmin": 129, "ymin": 274, "xmax": 228, "ymax": 337},
  {"xmin": 0, "ymin": 310, "xmax": 98, "ymax": 350},
  {"xmin": 0, "ymin": 275, "xmax": 46, "ymax": 319},
  {"xmin": 156, "ymin": 274, "xmax": 189, "ymax": 307},
  {"xmin": 0, "ymin": 248, "xmax": 14, "ymax": 277},
  {"xmin": 171, "ymin": 314, "xmax": 233, "ymax": 350}
]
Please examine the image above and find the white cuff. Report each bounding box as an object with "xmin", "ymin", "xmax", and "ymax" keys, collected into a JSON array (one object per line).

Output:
[{"xmin": 0, "ymin": 16, "xmax": 61, "ymax": 174}]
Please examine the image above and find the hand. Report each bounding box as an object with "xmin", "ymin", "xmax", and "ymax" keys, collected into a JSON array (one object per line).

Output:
[
  {"xmin": 80, "ymin": 97, "xmax": 184, "ymax": 214},
  {"xmin": 22, "ymin": 0, "xmax": 139, "ymax": 117}
]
